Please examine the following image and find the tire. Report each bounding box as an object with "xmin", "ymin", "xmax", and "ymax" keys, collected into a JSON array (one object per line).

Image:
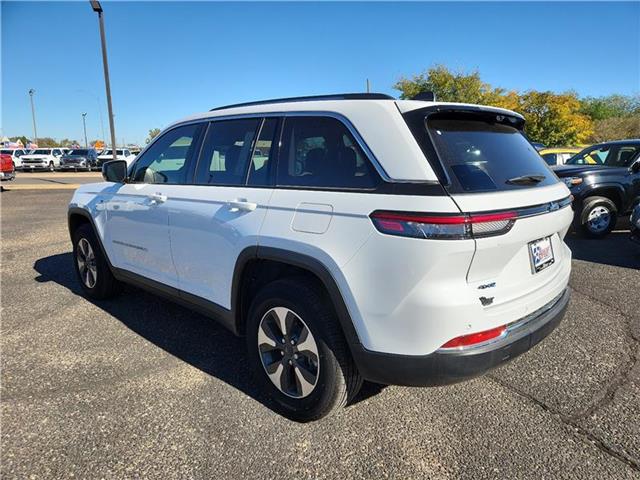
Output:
[
  {"xmin": 246, "ymin": 277, "xmax": 362, "ymax": 422},
  {"xmin": 72, "ymin": 223, "xmax": 121, "ymax": 299},
  {"xmin": 579, "ymin": 196, "xmax": 617, "ymax": 238}
]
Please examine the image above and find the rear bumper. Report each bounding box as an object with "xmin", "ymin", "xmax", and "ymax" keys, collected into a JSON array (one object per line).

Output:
[
  {"xmin": 352, "ymin": 288, "xmax": 570, "ymax": 386},
  {"xmin": 0, "ymin": 171, "xmax": 15, "ymax": 180}
]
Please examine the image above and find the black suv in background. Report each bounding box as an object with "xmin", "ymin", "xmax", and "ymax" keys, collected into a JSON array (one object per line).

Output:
[
  {"xmin": 57, "ymin": 149, "xmax": 99, "ymax": 172},
  {"xmin": 553, "ymin": 140, "xmax": 640, "ymax": 238}
]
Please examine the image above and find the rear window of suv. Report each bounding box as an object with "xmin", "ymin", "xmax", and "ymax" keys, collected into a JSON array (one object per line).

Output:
[{"xmin": 407, "ymin": 111, "xmax": 558, "ymax": 193}]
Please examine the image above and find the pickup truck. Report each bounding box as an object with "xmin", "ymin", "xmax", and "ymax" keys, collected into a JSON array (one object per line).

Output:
[{"xmin": 553, "ymin": 140, "xmax": 640, "ymax": 238}]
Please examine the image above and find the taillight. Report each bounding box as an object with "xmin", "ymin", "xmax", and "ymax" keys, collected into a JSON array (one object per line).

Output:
[
  {"xmin": 370, "ymin": 210, "xmax": 517, "ymax": 240},
  {"xmin": 439, "ymin": 325, "xmax": 507, "ymax": 350}
]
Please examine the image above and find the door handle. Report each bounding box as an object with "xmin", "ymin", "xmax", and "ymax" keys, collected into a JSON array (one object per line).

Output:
[
  {"xmin": 227, "ymin": 200, "xmax": 257, "ymax": 212},
  {"xmin": 148, "ymin": 193, "xmax": 167, "ymax": 204}
]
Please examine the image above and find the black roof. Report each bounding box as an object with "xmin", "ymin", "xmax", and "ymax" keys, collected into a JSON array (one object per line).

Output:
[{"xmin": 210, "ymin": 93, "xmax": 395, "ymax": 111}]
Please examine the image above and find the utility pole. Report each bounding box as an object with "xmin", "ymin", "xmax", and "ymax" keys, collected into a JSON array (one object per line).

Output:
[
  {"xmin": 28, "ymin": 89, "xmax": 38, "ymax": 146},
  {"xmin": 90, "ymin": 1, "xmax": 117, "ymax": 162},
  {"xmin": 82, "ymin": 113, "xmax": 88, "ymax": 148},
  {"xmin": 366, "ymin": 79, "xmax": 370, "ymax": 93}
]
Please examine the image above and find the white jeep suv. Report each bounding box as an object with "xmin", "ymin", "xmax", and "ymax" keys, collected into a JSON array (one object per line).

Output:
[{"xmin": 68, "ymin": 93, "xmax": 573, "ymax": 421}]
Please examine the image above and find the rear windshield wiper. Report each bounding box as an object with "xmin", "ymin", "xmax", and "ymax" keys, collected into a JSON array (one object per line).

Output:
[{"xmin": 506, "ymin": 174, "xmax": 546, "ymax": 185}]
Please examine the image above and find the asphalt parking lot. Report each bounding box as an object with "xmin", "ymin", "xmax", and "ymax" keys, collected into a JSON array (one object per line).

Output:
[{"xmin": 1, "ymin": 185, "xmax": 639, "ymax": 479}]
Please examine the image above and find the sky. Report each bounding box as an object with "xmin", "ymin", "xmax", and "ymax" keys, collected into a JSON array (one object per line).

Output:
[{"xmin": 2, "ymin": 1, "xmax": 639, "ymax": 146}]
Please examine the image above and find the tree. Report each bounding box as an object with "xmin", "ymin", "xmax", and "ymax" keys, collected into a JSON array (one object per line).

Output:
[
  {"xmin": 579, "ymin": 94, "xmax": 640, "ymax": 121},
  {"xmin": 518, "ymin": 91, "xmax": 593, "ymax": 146},
  {"xmin": 59, "ymin": 138, "xmax": 80, "ymax": 147},
  {"xmin": 589, "ymin": 114, "xmax": 640, "ymax": 143},
  {"xmin": 394, "ymin": 65, "xmax": 594, "ymax": 146},
  {"xmin": 9, "ymin": 136, "xmax": 29, "ymax": 147},
  {"xmin": 394, "ymin": 65, "xmax": 518, "ymax": 110},
  {"xmin": 33, "ymin": 137, "xmax": 58, "ymax": 147},
  {"xmin": 145, "ymin": 128, "xmax": 161, "ymax": 144}
]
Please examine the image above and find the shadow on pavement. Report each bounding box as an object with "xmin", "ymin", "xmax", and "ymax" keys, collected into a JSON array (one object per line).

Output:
[
  {"xmin": 33, "ymin": 252, "xmax": 382, "ymax": 419},
  {"xmin": 566, "ymin": 229, "xmax": 640, "ymax": 270}
]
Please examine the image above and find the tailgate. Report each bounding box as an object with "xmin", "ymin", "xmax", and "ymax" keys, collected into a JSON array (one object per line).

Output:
[{"xmin": 452, "ymin": 182, "xmax": 573, "ymax": 313}]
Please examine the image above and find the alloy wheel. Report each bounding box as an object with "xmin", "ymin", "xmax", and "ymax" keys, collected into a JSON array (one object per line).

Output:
[
  {"xmin": 587, "ymin": 205, "xmax": 611, "ymax": 233},
  {"xmin": 257, "ymin": 307, "xmax": 319, "ymax": 398},
  {"xmin": 76, "ymin": 238, "xmax": 97, "ymax": 289}
]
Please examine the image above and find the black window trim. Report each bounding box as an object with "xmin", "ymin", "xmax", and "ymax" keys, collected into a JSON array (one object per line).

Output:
[{"xmin": 129, "ymin": 111, "xmax": 445, "ymax": 195}]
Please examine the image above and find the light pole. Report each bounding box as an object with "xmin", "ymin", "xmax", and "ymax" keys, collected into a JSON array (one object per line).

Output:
[
  {"xmin": 82, "ymin": 113, "xmax": 88, "ymax": 148},
  {"xmin": 76, "ymin": 89, "xmax": 106, "ymax": 141},
  {"xmin": 28, "ymin": 89, "xmax": 38, "ymax": 146},
  {"xmin": 90, "ymin": 1, "xmax": 117, "ymax": 162}
]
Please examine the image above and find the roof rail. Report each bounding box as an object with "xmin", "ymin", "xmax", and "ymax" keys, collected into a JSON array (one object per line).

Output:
[{"xmin": 210, "ymin": 93, "xmax": 395, "ymax": 111}]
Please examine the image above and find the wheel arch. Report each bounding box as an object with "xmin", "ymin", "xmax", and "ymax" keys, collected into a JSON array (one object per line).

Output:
[
  {"xmin": 67, "ymin": 207, "xmax": 114, "ymax": 270},
  {"xmin": 581, "ymin": 184, "xmax": 625, "ymax": 213},
  {"xmin": 231, "ymin": 246, "xmax": 362, "ymax": 350}
]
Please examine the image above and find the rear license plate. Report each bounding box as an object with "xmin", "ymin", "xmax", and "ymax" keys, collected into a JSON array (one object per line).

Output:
[{"xmin": 529, "ymin": 236, "xmax": 554, "ymax": 273}]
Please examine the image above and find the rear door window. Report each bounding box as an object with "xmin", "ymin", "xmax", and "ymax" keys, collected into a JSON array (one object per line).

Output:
[
  {"xmin": 425, "ymin": 113, "xmax": 558, "ymax": 193},
  {"xmin": 195, "ymin": 118, "xmax": 261, "ymax": 186},
  {"xmin": 277, "ymin": 116, "xmax": 378, "ymax": 189}
]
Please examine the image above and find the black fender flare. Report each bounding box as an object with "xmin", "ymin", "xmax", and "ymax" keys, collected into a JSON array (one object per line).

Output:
[
  {"xmin": 230, "ymin": 245, "xmax": 363, "ymax": 350},
  {"xmin": 578, "ymin": 183, "xmax": 626, "ymax": 212}
]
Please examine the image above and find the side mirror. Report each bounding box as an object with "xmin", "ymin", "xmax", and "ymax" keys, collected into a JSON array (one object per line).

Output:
[{"xmin": 102, "ymin": 160, "xmax": 127, "ymax": 183}]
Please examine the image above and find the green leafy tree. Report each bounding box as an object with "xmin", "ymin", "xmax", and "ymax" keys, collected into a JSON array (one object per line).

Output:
[
  {"xmin": 145, "ymin": 128, "xmax": 161, "ymax": 144},
  {"xmin": 394, "ymin": 64, "xmax": 518, "ymax": 110},
  {"xmin": 579, "ymin": 94, "xmax": 640, "ymax": 121},
  {"xmin": 394, "ymin": 65, "xmax": 596, "ymax": 146}
]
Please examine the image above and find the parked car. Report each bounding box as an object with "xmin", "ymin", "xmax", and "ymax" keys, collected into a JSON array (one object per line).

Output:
[
  {"xmin": 531, "ymin": 142, "xmax": 546, "ymax": 151},
  {"xmin": 0, "ymin": 153, "xmax": 16, "ymax": 181},
  {"xmin": 0, "ymin": 148, "xmax": 28, "ymax": 170},
  {"xmin": 21, "ymin": 148, "xmax": 65, "ymax": 171},
  {"xmin": 68, "ymin": 93, "xmax": 572, "ymax": 420},
  {"xmin": 553, "ymin": 140, "xmax": 640, "ymax": 238},
  {"xmin": 96, "ymin": 148, "xmax": 136, "ymax": 167},
  {"xmin": 539, "ymin": 147, "xmax": 582, "ymax": 166},
  {"xmin": 631, "ymin": 204, "xmax": 640, "ymax": 245},
  {"xmin": 58, "ymin": 148, "xmax": 99, "ymax": 171}
]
